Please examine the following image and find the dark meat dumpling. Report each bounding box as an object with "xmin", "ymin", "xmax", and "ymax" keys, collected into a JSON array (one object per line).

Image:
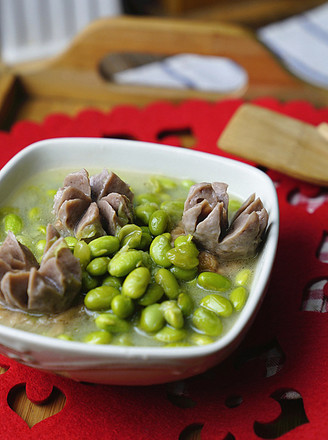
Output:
[
  {"xmin": 90, "ymin": 169, "xmax": 134, "ymax": 202},
  {"xmin": 182, "ymin": 182, "xmax": 229, "ymax": 254}
]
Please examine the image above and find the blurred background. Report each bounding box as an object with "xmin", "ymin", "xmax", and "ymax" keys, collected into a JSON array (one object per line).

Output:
[
  {"xmin": 1, "ymin": 0, "xmax": 326, "ymax": 64},
  {"xmin": 0, "ymin": 0, "xmax": 327, "ymax": 119}
]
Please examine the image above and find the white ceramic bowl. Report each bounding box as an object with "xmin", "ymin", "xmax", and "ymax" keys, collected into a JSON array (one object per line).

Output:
[{"xmin": 0, "ymin": 138, "xmax": 279, "ymax": 385}]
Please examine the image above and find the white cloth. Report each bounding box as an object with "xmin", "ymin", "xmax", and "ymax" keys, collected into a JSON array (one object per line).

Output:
[
  {"xmin": 114, "ymin": 54, "xmax": 248, "ymax": 93},
  {"xmin": 258, "ymin": 2, "xmax": 328, "ymax": 89}
]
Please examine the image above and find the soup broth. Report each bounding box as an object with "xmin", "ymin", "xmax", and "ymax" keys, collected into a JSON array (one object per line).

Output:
[{"xmin": 0, "ymin": 168, "xmax": 258, "ymax": 347}]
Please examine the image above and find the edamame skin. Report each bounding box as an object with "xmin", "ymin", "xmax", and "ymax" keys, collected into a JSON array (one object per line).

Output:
[
  {"xmin": 0, "ymin": 168, "xmax": 258, "ymax": 348},
  {"xmin": 198, "ymin": 272, "xmax": 231, "ymax": 292},
  {"xmin": 108, "ymin": 250, "xmax": 143, "ymax": 277},
  {"xmin": 121, "ymin": 267, "xmax": 151, "ymax": 299},
  {"xmin": 192, "ymin": 307, "xmax": 223, "ymax": 337},
  {"xmin": 84, "ymin": 330, "xmax": 112, "ymax": 344},
  {"xmin": 4, "ymin": 213, "xmax": 23, "ymax": 235},
  {"xmin": 149, "ymin": 210, "xmax": 169, "ymax": 236},
  {"xmin": 140, "ymin": 304, "xmax": 165, "ymax": 333},
  {"xmin": 155, "ymin": 268, "xmax": 180, "ymax": 299},
  {"xmin": 149, "ymin": 233, "xmax": 172, "ymax": 268},
  {"xmin": 84, "ymin": 285, "xmax": 120, "ymax": 311},
  {"xmin": 111, "ymin": 294, "xmax": 134, "ymax": 318},
  {"xmin": 88, "ymin": 235, "xmax": 120, "ymax": 257}
]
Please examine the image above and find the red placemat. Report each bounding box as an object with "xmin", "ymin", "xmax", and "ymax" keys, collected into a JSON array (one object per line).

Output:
[{"xmin": 1, "ymin": 98, "xmax": 328, "ymax": 440}]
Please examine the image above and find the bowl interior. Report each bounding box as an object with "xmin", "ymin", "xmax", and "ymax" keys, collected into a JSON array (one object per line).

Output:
[{"xmin": 0, "ymin": 138, "xmax": 279, "ymax": 383}]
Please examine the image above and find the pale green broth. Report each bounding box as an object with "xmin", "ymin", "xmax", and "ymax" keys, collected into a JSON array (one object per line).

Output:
[{"xmin": 0, "ymin": 168, "xmax": 255, "ymax": 347}]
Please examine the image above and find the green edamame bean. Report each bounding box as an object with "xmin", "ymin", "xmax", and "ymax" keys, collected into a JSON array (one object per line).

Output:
[
  {"xmin": 84, "ymin": 285, "xmax": 119, "ymax": 310},
  {"xmin": 149, "ymin": 209, "xmax": 169, "ymax": 236},
  {"xmin": 177, "ymin": 292, "xmax": 193, "ymax": 316},
  {"xmin": 149, "ymin": 233, "xmax": 172, "ymax": 267},
  {"xmin": 28, "ymin": 206, "xmax": 40, "ymax": 220},
  {"xmin": 88, "ymin": 235, "xmax": 120, "ymax": 257},
  {"xmin": 235, "ymin": 269, "xmax": 252, "ymax": 287},
  {"xmin": 135, "ymin": 192, "xmax": 161, "ymax": 206},
  {"xmin": 198, "ymin": 272, "xmax": 231, "ymax": 292},
  {"xmin": 170, "ymin": 266, "xmax": 198, "ymax": 281},
  {"xmin": 200, "ymin": 294, "xmax": 233, "ymax": 317},
  {"xmin": 114, "ymin": 333, "xmax": 133, "ymax": 346},
  {"xmin": 181, "ymin": 179, "xmax": 196, "ymax": 189},
  {"xmin": 149, "ymin": 176, "xmax": 176, "ymax": 192},
  {"xmin": 122, "ymin": 267, "xmax": 151, "ymax": 299},
  {"xmin": 154, "ymin": 326, "xmax": 187, "ymax": 343},
  {"xmin": 192, "ymin": 307, "xmax": 222, "ymax": 337},
  {"xmin": 118, "ymin": 224, "xmax": 142, "ymax": 248},
  {"xmin": 47, "ymin": 189, "xmax": 57, "ymax": 199},
  {"xmin": 76, "ymin": 223, "xmax": 103, "ymax": 240},
  {"xmin": 84, "ymin": 330, "xmax": 112, "ymax": 344},
  {"xmin": 228, "ymin": 199, "xmax": 242, "ymax": 214},
  {"xmin": 118, "ymin": 224, "xmax": 140, "ymax": 240},
  {"xmin": 138, "ymin": 230, "xmax": 152, "ymax": 250},
  {"xmin": 95, "ymin": 313, "xmax": 130, "ymax": 333},
  {"xmin": 35, "ymin": 239, "xmax": 47, "ymax": 255},
  {"xmin": 139, "ymin": 251, "xmax": 154, "ymax": 271},
  {"xmin": 108, "ymin": 250, "xmax": 143, "ymax": 277},
  {"xmin": 153, "ymin": 175, "xmax": 177, "ymax": 190},
  {"xmin": 138, "ymin": 283, "xmax": 164, "ymax": 306},
  {"xmin": 64, "ymin": 236, "xmax": 77, "ymax": 250},
  {"xmin": 160, "ymin": 200, "xmax": 184, "ymax": 224},
  {"xmin": 139, "ymin": 304, "xmax": 165, "ymax": 333},
  {"xmin": 74, "ymin": 240, "xmax": 91, "ymax": 269},
  {"xmin": 174, "ymin": 234, "xmax": 194, "ymax": 247},
  {"xmin": 86, "ymin": 256, "xmax": 110, "ymax": 276},
  {"xmin": 229, "ymin": 286, "xmax": 247, "ymax": 311},
  {"xmin": 102, "ymin": 275, "xmax": 122, "ymax": 290},
  {"xmin": 166, "ymin": 243, "xmax": 199, "ymax": 269},
  {"xmin": 135, "ymin": 203, "xmax": 158, "ymax": 225},
  {"xmin": 111, "ymin": 294, "xmax": 134, "ymax": 318},
  {"xmin": 57, "ymin": 334, "xmax": 73, "ymax": 341},
  {"xmin": 155, "ymin": 268, "xmax": 180, "ymax": 299},
  {"xmin": 189, "ymin": 333, "xmax": 213, "ymax": 346},
  {"xmin": 82, "ymin": 271, "xmax": 99, "ymax": 291},
  {"xmin": 38, "ymin": 225, "xmax": 47, "ymax": 235},
  {"xmin": 160, "ymin": 301, "xmax": 184, "ymax": 329},
  {"xmin": 4, "ymin": 213, "xmax": 23, "ymax": 234}
]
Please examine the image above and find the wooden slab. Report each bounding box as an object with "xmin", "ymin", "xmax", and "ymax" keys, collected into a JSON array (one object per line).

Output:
[
  {"xmin": 0, "ymin": 16, "xmax": 328, "ymax": 129},
  {"xmin": 218, "ymin": 103, "xmax": 328, "ymax": 186}
]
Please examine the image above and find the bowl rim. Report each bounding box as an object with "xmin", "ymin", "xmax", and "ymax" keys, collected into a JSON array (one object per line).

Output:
[{"xmin": 0, "ymin": 137, "xmax": 280, "ymax": 361}]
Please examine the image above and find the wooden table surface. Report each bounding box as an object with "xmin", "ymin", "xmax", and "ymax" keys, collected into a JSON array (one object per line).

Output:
[{"xmin": 0, "ymin": 9, "xmax": 327, "ymax": 436}]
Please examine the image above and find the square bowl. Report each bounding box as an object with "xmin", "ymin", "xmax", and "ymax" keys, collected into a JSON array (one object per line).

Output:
[{"xmin": 0, "ymin": 138, "xmax": 279, "ymax": 385}]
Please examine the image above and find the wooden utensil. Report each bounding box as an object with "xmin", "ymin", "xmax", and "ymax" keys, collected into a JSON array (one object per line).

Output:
[{"xmin": 218, "ymin": 103, "xmax": 328, "ymax": 186}]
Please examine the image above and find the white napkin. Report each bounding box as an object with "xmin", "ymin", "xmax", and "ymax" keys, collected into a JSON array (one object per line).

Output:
[
  {"xmin": 257, "ymin": 2, "xmax": 328, "ymax": 89},
  {"xmin": 114, "ymin": 54, "xmax": 248, "ymax": 93}
]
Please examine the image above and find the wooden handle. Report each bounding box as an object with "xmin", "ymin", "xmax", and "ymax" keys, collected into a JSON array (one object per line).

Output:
[
  {"xmin": 218, "ymin": 103, "xmax": 328, "ymax": 186},
  {"xmin": 317, "ymin": 123, "xmax": 328, "ymax": 142}
]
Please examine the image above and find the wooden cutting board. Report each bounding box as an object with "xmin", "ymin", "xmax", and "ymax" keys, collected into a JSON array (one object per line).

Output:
[{"xmin": 1, "ymin": 16, "xmax": 328, "ymax": 130}]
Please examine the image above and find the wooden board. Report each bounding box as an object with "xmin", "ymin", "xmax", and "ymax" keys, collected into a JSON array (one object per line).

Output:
[{"xmin": 0, "ymin": 16, "xmax": 327, "ymax": 129}]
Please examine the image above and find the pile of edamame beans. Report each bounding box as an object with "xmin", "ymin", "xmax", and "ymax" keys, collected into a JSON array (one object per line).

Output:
[{"xmin": 0, "ymin": 172, "xmax": 253, "ymax": 347}]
